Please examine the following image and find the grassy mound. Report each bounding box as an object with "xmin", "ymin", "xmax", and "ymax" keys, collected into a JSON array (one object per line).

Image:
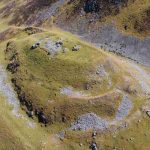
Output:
[
  {"xmin": 4, "ymin": 27, "xmax": 140, "ymax": 125},
  {"xmin": 0, "ymin": 26, "xmax": 149, "ymax": 149}
]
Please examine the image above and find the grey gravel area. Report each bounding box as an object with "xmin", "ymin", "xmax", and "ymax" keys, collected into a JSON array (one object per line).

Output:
[
  {"xmin": 70, "ymin": 113, "xmax": 109, "ymax": 131},
  {"xmin": 36, "ymin": 38, "xmax": 63, "ymax": 56},
  {"xmin": 44, "ymin": 39, "xmax": 62, "ymax": 56},
  {"xmin": 115, "ymin": 95, "xmax": 133, "ymax": 121},
  {"xmin": 60, "ymin": 87, "xmax": 86, "ymax": 98}
]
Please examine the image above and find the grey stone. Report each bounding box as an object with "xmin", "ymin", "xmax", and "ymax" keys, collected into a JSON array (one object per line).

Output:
[
  {"xmin": 31, "ymin": 42, "xmax": 40, "ymax": 49},
  {"xmin": 72, "ymin": 45, "xmax": 81, "ymax": 51},
  {"xmin": 90, "ymin": 143, "xmax": 99, "ymax": 150},
  {"xmin": 146, "ymin": 110, "xmax": 150, "ymax": 117}
]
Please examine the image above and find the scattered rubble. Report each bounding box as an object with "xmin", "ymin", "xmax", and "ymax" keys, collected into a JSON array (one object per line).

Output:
[
  {"xmin": 87, "ymin": 24, "xmax": 150, "ymax": 66},
  {"xmin": 56, "ymin": 39, "xmax": 63, "ymax": 46},
  {"xmin": 70, "ymin": 94, "xmax": 133, "ymax": 131},
  {"xmin": 96, "ymin": 65, "xmax": 112, "ymax": 87},
  {"xmin": 44, "ymin": 39, "xmax": 63, "ymax": 56},
  {"xmin": 115, "ymin": 95, "xmax": 133, "ymax": 121},
  {"xmin": 96, "ymin": 65, "xmax": 108, "ymax": 77},
  {"xmin": 70, "ymin": 113, "xmax": 109, "ymax": 131}
]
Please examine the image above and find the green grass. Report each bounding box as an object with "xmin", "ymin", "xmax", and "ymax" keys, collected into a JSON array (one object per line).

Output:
[
  {"xmin": 4, "ymin": 27, "xmax": 147, "ymax": 123},
  {"xmin": 1, "ymin": 26, "xmax": 149, "ymax": 149},
  {"xmin": 4, "ymin": 29, "xmax": 124, "ymax": 121},
  {"xmin": 0, "ymin": 0, "xmax": 150, "ymax": 149}
]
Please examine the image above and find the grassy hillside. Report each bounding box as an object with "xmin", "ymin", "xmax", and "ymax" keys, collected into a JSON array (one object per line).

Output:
[
  {"xmin": 3, "ymin": 26, "xmax": 148, "ymax": 125},
  {"xmin": 0, "ymin": 1, "xmax": 150, "ymax": 150},
  {"xmin": 4, "ymin": 27, "xmax": 123, "ymax": 123},
  {"xmin": 0, "ymin": 24, "xmax": 150, "ymax": 150}
]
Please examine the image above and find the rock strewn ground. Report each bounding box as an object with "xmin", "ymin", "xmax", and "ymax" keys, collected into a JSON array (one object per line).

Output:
[
  {"xmin": 70, "ymin": 113, "xmax": 109, "ymax": 131},
  {"xmin": 70, "ymin": 94, "xmax": 133, "ymax": 131},
  {"xmin": 83, "ymin": 24, "xmax": 150, "ymax": 66},
  {"xmin": 62, "ymin": 23, "xmax": 150, "ymax": 66}
]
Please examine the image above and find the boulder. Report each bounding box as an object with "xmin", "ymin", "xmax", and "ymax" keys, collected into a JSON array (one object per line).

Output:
[
  {"xmin": 90, "ymin": 143, "xmax": 99, "ymax": 150},
  {"xmin": 72, "ymin": 45, "xmax": 81, "ymax": 51},
  {"xmin": 146, "ymin": 110, "xmax": 150, "ymax": 117},
  {"xmin": 7, "ymin": 60, "xmax": 20, "ymax": 73},
  {"xmin": 30, "ymin": 42, "xmax": 40, "ymax": 49},
  {"xmin": 62, "ymin": 48, "xmax": 69, "ymax": 53},
  {"xmin": 85, "ymin": 83, "xmax": 91, "ymax": 90},
  {"xmin": 92, "ymin": 131, "xmax": 97, "ymax": 138},
  {"xmin": 37, "ymin": 111, "xmax": 48, "ymax": 125},
  {"xmin": 56, "ymin": 39, "xmax": 63, "ymax": 46},
  {"xmin": 27, "ymin": 111, "xmax": 34, "ymax": 118}
]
